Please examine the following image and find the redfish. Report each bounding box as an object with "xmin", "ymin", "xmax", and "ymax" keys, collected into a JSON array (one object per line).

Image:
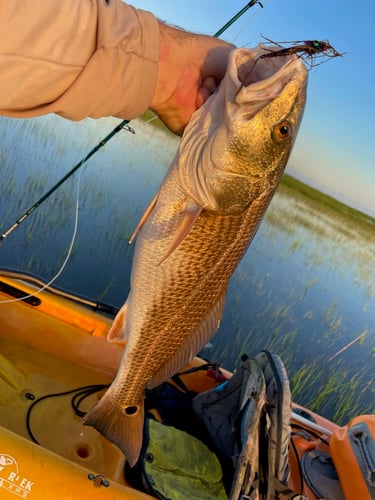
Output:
[{"xmin": 83, "ymin": 46, "xmax": 308, "ymax": 466}]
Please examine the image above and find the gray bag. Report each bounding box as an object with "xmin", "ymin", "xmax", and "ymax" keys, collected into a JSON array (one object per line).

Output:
[{"xmin": 193, "ymin": 351, "xmax": 294, "ymax": 499}]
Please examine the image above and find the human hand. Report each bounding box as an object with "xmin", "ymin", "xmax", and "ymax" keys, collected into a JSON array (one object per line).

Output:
[{"xmin": 150, "ymin": 22, "xmax": 235, "ymax": 135}]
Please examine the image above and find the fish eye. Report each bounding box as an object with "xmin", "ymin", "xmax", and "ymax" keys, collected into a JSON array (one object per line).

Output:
[{"xmin": 272, "ymin": 120, "xmax": 293, "ymax": 144}]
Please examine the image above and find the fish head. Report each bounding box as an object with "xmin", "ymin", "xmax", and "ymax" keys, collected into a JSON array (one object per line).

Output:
[{"xmin": 179, "ymin": 46, "xmax": 308, "ymax": 214}]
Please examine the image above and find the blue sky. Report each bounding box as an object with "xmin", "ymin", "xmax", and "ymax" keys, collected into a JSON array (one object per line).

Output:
[{"xmin": 130, "ymin": 1, "xmax": 375, "ymax": 216}]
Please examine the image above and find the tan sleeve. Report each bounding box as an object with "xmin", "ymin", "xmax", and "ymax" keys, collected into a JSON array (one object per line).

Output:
[{"xmin": 0, "ymin": 0, "xmax": 160, "ymax": 120}]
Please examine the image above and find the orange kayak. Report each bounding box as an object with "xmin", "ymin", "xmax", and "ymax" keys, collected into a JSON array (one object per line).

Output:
[{"xmin": 0, "ymin": 270, "xmax": 373, "ymax": 499}]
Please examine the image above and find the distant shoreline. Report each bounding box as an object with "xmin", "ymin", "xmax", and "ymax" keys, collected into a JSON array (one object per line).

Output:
[{"xmin": 281, "ymin": 174, "xmax": 375, "ymax": 229}]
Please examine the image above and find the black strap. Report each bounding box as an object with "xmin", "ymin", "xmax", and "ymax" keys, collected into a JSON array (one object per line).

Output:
[{"xmin": 171, "ymin": 363, "xmax": 224, "ymax": 394}]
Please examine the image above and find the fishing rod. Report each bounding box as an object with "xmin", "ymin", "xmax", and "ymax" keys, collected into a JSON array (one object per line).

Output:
[
  {"xmin": 214, "ymin": 0, "xmax": 263, "ymax": 38},
  {"xmin": 0, "ymin": 120, "xmax": 134, "ymax": 241},
  {"xmin": 1, "ymin": 1, "xmax": 263, "ymax": 241}
]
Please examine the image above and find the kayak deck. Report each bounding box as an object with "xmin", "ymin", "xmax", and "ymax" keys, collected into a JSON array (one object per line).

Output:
[{"xmin": 0, "ymin": 334, "xmax": 125, "ymax": 482}]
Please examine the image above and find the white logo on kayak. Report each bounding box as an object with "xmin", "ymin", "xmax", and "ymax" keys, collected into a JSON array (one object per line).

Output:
[{"xmin": 0, "ymin": 454, "xmax": 34, "ymax": 498}]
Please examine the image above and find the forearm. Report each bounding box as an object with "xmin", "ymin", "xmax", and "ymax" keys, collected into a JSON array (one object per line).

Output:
[{"xmin": 0, "ymin": 0, "xmax": 159, "ymax": 120}]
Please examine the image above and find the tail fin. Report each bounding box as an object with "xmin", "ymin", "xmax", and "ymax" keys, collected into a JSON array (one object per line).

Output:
[{"xmin": 83, "ymin": 392, "xmax": 144, "ymax": 467}]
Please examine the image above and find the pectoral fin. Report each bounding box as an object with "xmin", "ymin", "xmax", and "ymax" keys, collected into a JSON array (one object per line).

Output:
[
  {"xmin": 160, "ymin": 203, "xmax": 202, "ymax": 264},
  {"xmin": 128, "ymin": 193, "xmax": 158, "ymax": 245}
]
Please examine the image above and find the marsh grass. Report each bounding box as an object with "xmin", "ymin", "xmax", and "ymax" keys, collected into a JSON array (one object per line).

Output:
[{"xmin": 281, "ymin": 174, "xmax": 375, "ymax": 232}]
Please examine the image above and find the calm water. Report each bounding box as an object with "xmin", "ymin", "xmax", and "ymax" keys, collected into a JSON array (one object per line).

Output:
[{"xmin": 0, "ymin": 115, "xmax": 374, "ymax": 424}]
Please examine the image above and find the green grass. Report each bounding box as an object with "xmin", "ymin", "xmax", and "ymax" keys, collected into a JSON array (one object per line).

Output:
[{"xmin": 281, "ymin": 174, "xmax": 375, "ymax": 231}]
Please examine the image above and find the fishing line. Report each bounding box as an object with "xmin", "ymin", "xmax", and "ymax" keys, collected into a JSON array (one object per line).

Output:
[
  {"xmin": 213, "ymin": 0, "xmax": 263, "ymax": 38},
  {"xmin": 0, "ymin": 167, "xmax": 82, "ymax": 305},
  {"xmin": 140, "ymin": 114, "xmax": 159, "ymax": 126},
  {"xmin": 230, "ymin": 0, "xmax": 268, "ymax": 44}
]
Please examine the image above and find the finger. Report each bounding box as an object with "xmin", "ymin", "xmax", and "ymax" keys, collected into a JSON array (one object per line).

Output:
[
  {"xmin": 196, "ymin": 77, "xmax": 218, "ymax": 108},
  {"xmin": 203, "ymin": 76, "xmax": 217, "ymax": 94}
]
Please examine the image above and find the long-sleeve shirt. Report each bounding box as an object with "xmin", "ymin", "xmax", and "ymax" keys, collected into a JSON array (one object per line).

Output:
[{"xmin": 0, "ymin": 0, "xmax": 159, "ymax": 120}]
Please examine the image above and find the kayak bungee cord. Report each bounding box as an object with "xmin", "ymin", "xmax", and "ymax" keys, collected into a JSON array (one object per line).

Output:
[{"xmin": 25, "ymin": 384, "xmax": 110, "ymax": 445}]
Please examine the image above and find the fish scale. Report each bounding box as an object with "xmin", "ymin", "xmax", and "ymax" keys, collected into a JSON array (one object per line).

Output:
[{"xmin": 83, "ymin": 45, "xmax": 308, "ymax": 467}]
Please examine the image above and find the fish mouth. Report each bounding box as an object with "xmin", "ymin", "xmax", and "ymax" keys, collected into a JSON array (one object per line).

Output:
[
  {"xmin": 178, "ymin": 46, "xmax": 307, "ymax": 212},
  {"xmin": 232, "ymin": 46, "xmax": 308, "ymax": 117}
]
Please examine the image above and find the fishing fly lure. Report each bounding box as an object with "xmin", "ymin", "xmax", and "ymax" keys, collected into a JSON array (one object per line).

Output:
[{"xmin": 258, "ymin": 35, "xmax": 344, "ymax": 69}]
